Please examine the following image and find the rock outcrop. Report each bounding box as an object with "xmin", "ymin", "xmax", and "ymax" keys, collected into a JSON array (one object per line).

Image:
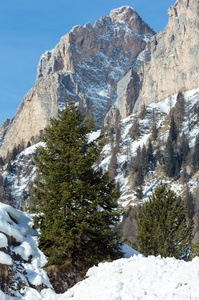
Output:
[
  {"xmin": 110, "ymin": 0, "xmax": 199, "ymax": 119},
  {"xmin": 0, "ymin": 6, "xmax": 154, "ymax": 158}
]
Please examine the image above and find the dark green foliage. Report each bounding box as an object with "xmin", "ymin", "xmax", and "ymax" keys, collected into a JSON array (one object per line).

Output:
[
  {"xmin": 184, "ymin": 187, "xmax": 195, "ymax": 219},
  {"xmin": 6, "ymin": 161, "xmax": 12, "ymax": 173},
  {"xmin": 135, "ymin": 166, "xmax": 144, "ymax": 187},
  {"xmin": 11, "ymin": 147, "xmax": 18, "ymax": 161},
  {"xmin": 174, "ymin": 92, "xmax": 185, "ymax": 126},
  {"xmin": 180, "ymin": 133, "xmax": 190, "ymax": 163},
  {"xmin": 164, "ymin": 136, "xmax": 181, "ymax": 178},
  {"xmin": 135, "ymin": 146, "xmax": 142, "ymax": 168},
  {"xmin": 136, "ymin": 185, "xmax": 194, "ymax": 260},
  {"xmin": 146, "ymin": 140, "xmax": 156, "ymax": 170},
  {"xmin": 192, "ymin": 133, "xmax": 199, "ymax": 172},
  {"xmin": 164, "ymin": 138, "xmax": 176, "ymax": 177},
  {"xmin": 169, "ymin": 115, "xmax": 178, "ymax": 142},
  {"xmin": 141, "ymin": 145, "xmax": 148, "ymax": 174},
  {"xmin": 0, "ymin": 157, "xmax": 4, "ymax": 166},
  {"xmin": 156, "ymin": 148, "xmax": 164, "ymax": 165},
  {"xmin": 135, "ymin": 187, "xmax": 143, "ymax": 200},
  {"xmin": 196, "ymin": 106, "xmax": 199, "ymax": 123},
  {"xmin": 152, "ymin": 122, "xmax": 158, "ymax": 140},
  {"xmin": 190, "ymin": 235, "xmax": 199, "ymax": 260},
  {"xmin": 33, "ymin": 99, "xmax": 123, "ymax": 267}
]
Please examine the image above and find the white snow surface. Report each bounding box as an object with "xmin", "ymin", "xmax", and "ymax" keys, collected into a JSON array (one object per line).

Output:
[
  {"xmin": 2, "ymin": 251, "xmax": 199, "ymax": 299},
  {"xmin": 0, "ymin": 202, "xmax": 51, "ymax": 297},
  {"xmin": 0, "ymin": 251, "xmax": 12, "ymax": 265},
  {"xmin": 57, "ymin": 256, "xmax": 199, "ymax": 300},
  {"xmin": 1, "ymin": 202, "xmax": 198, "ymax": 300},
  {"xmin": 0, "ymin": 232, "xmax": 8, "ymax": 248}
]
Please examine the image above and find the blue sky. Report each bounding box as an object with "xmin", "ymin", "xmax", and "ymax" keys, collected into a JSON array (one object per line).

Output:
[{"xmin": 0, "ymin": 0, "xmax": 175, "ymax": 125}]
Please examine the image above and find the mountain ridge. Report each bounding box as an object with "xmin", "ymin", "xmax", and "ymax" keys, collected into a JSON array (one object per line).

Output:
[{"xmin": 0, "ymin": 5, "xmax": 155, "ymax": 158}]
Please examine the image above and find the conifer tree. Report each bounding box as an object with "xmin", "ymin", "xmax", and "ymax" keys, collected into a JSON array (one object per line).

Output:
[
  {"xmin": 190, "ymin": 234, "xmax": 199, "ymax": 260},
  {"xmin": 33, "ymin": 99, "xmax": 123, "ymax": 267},
  {"xmin": 135, "ymin": 166, "xmax": 144, "ymax": 187},
  {"xmin": 147, "ymin": 140, "xmax": 156, "ymax": 170},
  {"xmin": 165, "ymin": 138, "xmax": 176, "ymax": 177},
  {"xmin": 11, "ymin": 147, "xmax": 18, "ymax": 161},
  {"xmin": 180, "ymin": 132, "xmax": 190, "ymax": 163},
  {"xmin": 184, "ymin": 187, "xmax": 195, "ymax": 219},
  {"xmin": 192, "ymin": 133, "xmax": 199, "ymax": 172},
  {"xmin": 0, "ymin": 157, "xmax": 4, "ymax": 166},
  {"xmin": 136, "ymin": 184, "xmax": 194, "ymax": 260},
  {"xmin": 169, "ymin": 115, "xmax": 178, "ymax": 142},
  {"xmin": 174, "ymin": 92, "xmax": 185, "ymax": 127}
]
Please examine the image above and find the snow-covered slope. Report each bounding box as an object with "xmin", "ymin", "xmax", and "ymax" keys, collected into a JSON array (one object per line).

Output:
[
  {"xmin": 0, "ymin": 202, "xmax": 51, "ymax": 297},
  {"xmin": 2, "ymin": 252, "xmax": 199, "ymax": 299},
  {"xmin": 100, "ymin": 88, "xmax": 199, "ymax": 207},
  {"xmin": 57, "ymin": 256, "xmax": 199, "ymax": 300}
]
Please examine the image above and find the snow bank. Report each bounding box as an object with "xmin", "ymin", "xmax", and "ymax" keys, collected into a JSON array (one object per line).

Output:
[
  {"xmin": 0, "ymin": 203, "xmax": 51, "ymax": 297},
  {"xmin": 0, "ymin": 202, "xmax": 34, "ymax": 243},
  {"xmin": 0, "ymin": 251, "xmax": 12, "ymax": 265},
  {"xmin": 57, "ymin": 256, "xmax": 199, "ymax": 300},
  {"xmin": 0, "ymin": 233, "xmax": 8, "ymax": 248},
  {"xmin": 0, "ymin": 203, "xmax": 198, "ymax": 300}
]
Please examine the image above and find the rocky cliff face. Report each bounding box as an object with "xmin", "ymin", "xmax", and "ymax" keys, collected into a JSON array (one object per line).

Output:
[
  {"xmin": 0, "ymin": 6, "xmax": 154, "ymax": 158},
  {"xmin": 110, "ymin": 0, "xmax": 199, "ymax": 119}
]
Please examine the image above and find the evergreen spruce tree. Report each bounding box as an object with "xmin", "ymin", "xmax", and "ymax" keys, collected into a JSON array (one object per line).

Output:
[
  {"xmin": 192, "ymin": 133, "xmax": 199, "ymax": 172},
  {"xmin": 180, "ymin": 132, "xmax": 190, "ymax": 163},
  {"xmin": 190, "ymin": 234, "xmax": 199, "ymax": 260},
  {"xmin": 6, "ymin": 161, "xmax": 12, "ymax": 173},
  {"xmin": 165, "ymin": 138, "xmax": 176, "ymax": 177},
  {"xmin": 136, "ymin": 184, "xmax": 194, "ymax": 260},
  {"xmin": 0, "ymin": 157, "xmax": 4, "ymax": 166},
  {"xmin": 169, "ymin": 115, "xmax": 178, "ymax": 142},
  {"xmin": 184, "ymin": 187, "xmax": 195, "ymax": 219},
  {"xmin": 135, "ymin": 166, "xmax": 144, "ymax": 187},
  {"xmin": 33, "ymin": 99, "xmax": 123, "ymax": 267},
  {"xmin": 11, "ymin": 147, "xmax": 18, "ymax": 161},
  {"xmin": 174, "ymin": 92, "xmax": 185, "ymax": 126},
  {"xmin": 146, "ymin": 140, "xmax": 156, "ymax": 170}
]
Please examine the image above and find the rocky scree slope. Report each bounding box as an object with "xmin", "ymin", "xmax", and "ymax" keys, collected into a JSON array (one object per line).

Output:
[{"xmin": 0, "ymin": 6, "xmax": 154, "ymax": 158}]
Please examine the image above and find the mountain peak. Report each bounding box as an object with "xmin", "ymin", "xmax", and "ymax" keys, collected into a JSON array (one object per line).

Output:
[
  {"xmin": 110, "ymin": 6, "xmax": 155, "ymax": 35},
  {"xmin": 110, "ymin": 6, "xmax": 136, "ymax": 21}
]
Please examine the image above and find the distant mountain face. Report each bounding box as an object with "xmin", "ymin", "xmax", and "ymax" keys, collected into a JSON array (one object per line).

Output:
[
  {"xmin": 0, "ymin": 6, "xmax": 154, "ymax": 158},
  {"xmin": 107, "ymin": 0, "xmax": 199, "ymax": 121}
]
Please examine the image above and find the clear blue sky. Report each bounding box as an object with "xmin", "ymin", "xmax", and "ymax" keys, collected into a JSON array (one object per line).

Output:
[{"xmin": 0, "ymin": 0, "xmax": 175, "ymax": 126}]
